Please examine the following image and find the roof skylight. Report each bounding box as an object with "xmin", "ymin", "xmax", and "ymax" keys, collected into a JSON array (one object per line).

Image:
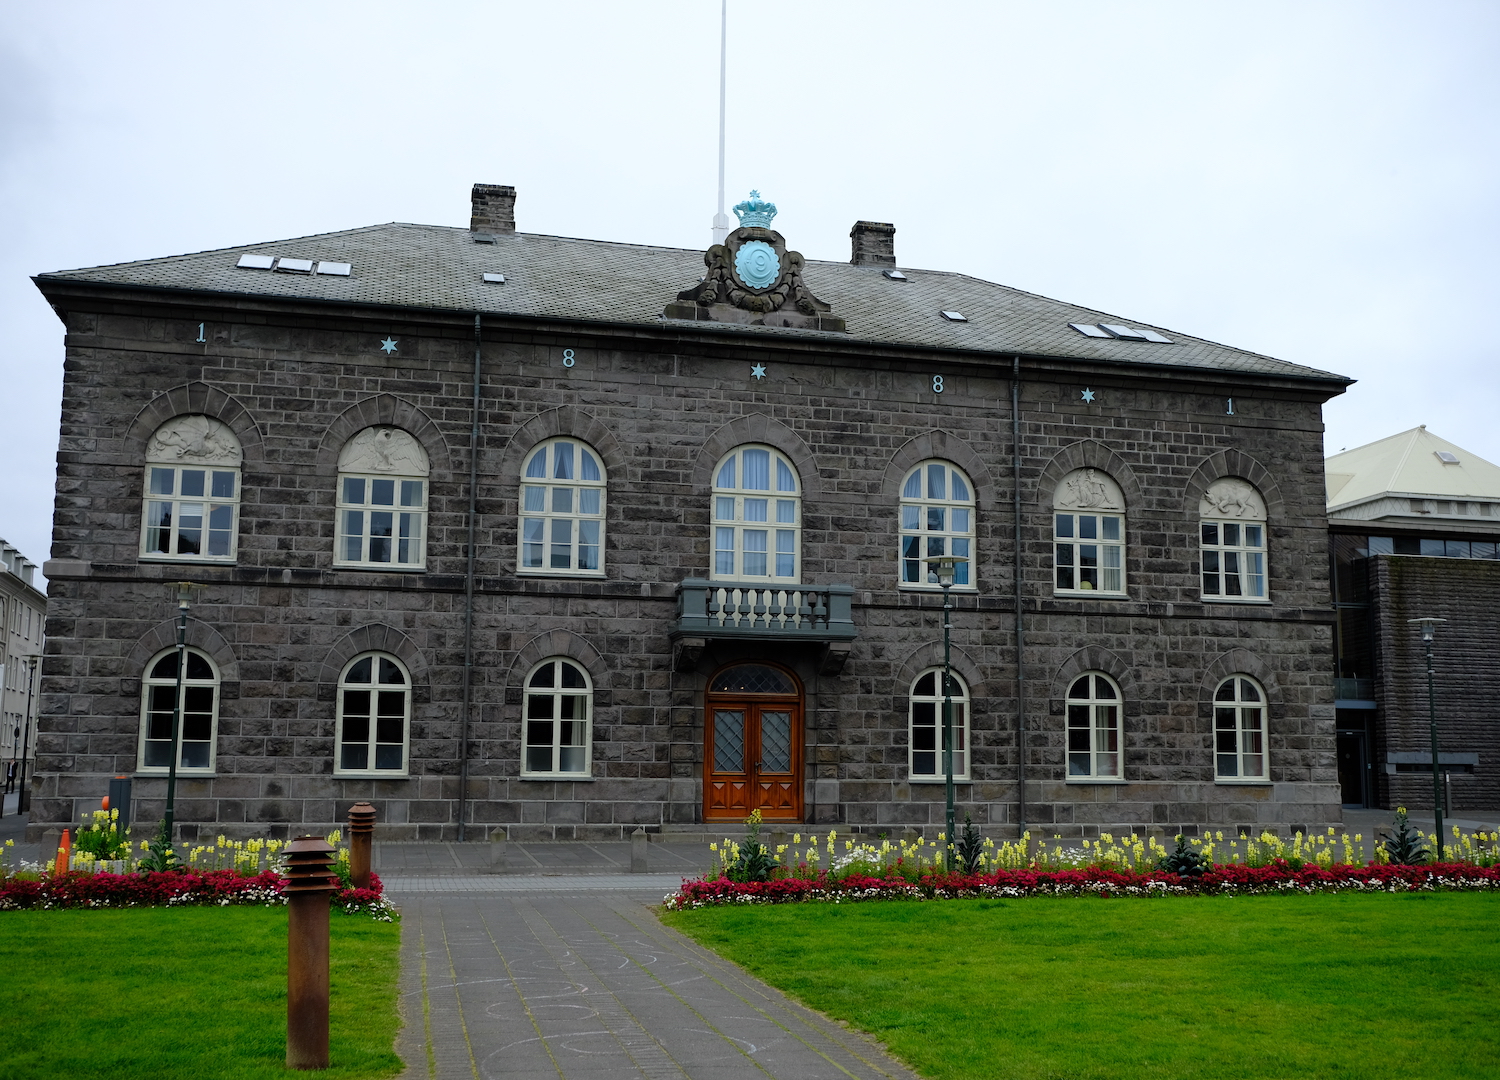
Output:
[
  {"xmin": 883, "ymin": 270, "xmax": 907, "ymax": 281},
  {"xmin": 1100, "ymin": 323, "xmax": 1146, "ymax": 340},
  {"xmin": 316, "ymin": 261, "xmax": 352, "ymax": 277},
  {"xmin": 1435, "ymin": 451, "xmax": 1460, "ymax": 464},
  {"xmin": 940, "ymin": 310, "xmax": 967, "ymax": 322},
  {"xmin": 236, "ymin": 254, "xmax": 274, "ymax": 270},
  {"xmin": 1069, "ymin": 322, "xmax": 1111, "ymax": 338},
  {"xmin": 276, "ymin": 258, "xmax": 314, "ymax": 274},
  {"xmin": 483, "ymin": 273, "xmax": 506, "ymax": 285}
]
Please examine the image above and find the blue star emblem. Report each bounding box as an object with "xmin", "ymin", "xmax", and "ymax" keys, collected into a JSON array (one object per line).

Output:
[
  {"xmin": 751, "ymin": 364, "xmax": 767, "ymax": 380},
  {"xmin": 1081, "ymin": 388, "xmax": 1096, "ymax": 403},
  {"xmin": 379, "ymin": 337, "xmax": 398, "ymax": 355}
]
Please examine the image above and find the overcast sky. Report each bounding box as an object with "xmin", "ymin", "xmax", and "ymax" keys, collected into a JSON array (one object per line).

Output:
[{"xmin": 2, "ymin": 1, "xmax": 1497, "ymax": 578}]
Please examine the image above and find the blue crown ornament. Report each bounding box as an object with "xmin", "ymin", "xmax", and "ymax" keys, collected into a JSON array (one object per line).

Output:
[{"xmin": 732, "ymin": 190, "xmax": 777, "ymax": 229}]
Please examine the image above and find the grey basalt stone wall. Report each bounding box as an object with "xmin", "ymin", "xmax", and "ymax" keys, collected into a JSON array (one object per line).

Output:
[{"xmin": 31, "ymin": 299, "xmax": 1344, "ymax": 841}]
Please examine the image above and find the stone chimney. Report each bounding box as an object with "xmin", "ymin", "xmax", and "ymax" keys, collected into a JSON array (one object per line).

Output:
[
  {"xmin": 470, "ymin": 184, "xmax": 517, "ymax": 234},
  {"xmin": 850, "ymin": 220, "xmax": 896, "ymax": 267}
]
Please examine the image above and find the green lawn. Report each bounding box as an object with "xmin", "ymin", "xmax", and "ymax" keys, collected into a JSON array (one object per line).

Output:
[
  {"xmin": 0, "ymin": 907, "xmax": 402, "ymax": 1080},
  {"xmin": 665, "ymin": 893, "xmax": 1500, "ymax": 1080}
]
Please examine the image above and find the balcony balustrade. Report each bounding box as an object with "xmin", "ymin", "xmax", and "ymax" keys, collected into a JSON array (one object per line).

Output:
[{"xmin": 671, "ymin": 578, "xmax": 857, "ymax": 674}]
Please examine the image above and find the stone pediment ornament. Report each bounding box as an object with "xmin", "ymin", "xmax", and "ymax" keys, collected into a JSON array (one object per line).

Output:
[
  {"xmin": 338, "ymin": 426, "xmax": 430, "ymax": 476},
  {"xmin": 1200, "ymin": 478, "xmax": 1265, "ymax": 519},
  {"xmin": 146, "ymin": 415, "xmax": 243, "ymax": 466},
  {"xmin": 1054, "ymin": 468, "xmax": 1124, "ymax": 511},
  {"xmin": 663, "ymin": 191, "xmax": 846, "ymax": 333}
]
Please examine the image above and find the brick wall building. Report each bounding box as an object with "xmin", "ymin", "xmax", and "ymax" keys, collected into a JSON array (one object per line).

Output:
[{"xmin": 28, "ymin": 184, "xmax": 1350, "ymax": 841}]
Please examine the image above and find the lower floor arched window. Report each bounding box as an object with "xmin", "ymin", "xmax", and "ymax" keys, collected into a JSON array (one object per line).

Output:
[
  {"xmin": 1214, "ymin": 676, "xmax": 1267, "ymax": 780},
  {"xmin": 335, "ymin": 653, "xmax": 410, "ymax": 775},
  {"xmin": 138, "ymin": 648, "xmax": 219, "ymax": 774},
  {"xmin": 1067, "ymin": 672, "xmax": 1122, "ymax": 779},
  {"xmin": 909, "ymin": 668, "xmax": 969, "ymax": 781},
  {"xmin": 522, "ymin": 658, "xmax": 593, "ymax": 777}
]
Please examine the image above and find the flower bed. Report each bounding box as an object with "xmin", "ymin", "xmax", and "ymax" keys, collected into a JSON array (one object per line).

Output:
[
  {"xmin": 665, "ymin": 860, "xmax": 1500, "ymax": 909},
  {"xmin": 0, "ymin": 867, "xmax": 396, "ymax": 919}
]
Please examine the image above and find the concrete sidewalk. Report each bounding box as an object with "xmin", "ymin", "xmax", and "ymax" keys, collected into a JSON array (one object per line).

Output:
[{"xmin": 391, "ymin": 884, "xmax": 919, "ymax": 1080}]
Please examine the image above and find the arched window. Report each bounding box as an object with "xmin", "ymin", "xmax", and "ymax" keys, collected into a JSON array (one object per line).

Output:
[
  {"xmin": 1199, "ymin": 479, "xmax": 1268, "ymax": 601},
  {"xmin": 140, "ymin": 416, "xmax": 242, "ymax": 563},
  {"xmin": 336, "ymin": 427, "xmax": 430, "ymax": 570},
  {"xmin": 138, "ymin": 648, "xmax": 219, "ymax": 773},
  {"xmin": 908, "ymin": 668, "xmax": 970, "ymax": 781},
  {"xmin": 519, "ymin": 439, "xmax": 606, "ymax": 575},
  {"xmin": 1214, "ymin": 676, "xmax": 1267, "ymax": 780},
  {"xmin": 1066, "ymin": 672, "xmax": 1122, "ymax": 779},
  {"xmin": 711, "ymin": 446, "xmax": 800, "ymax": 582},
  {"xmin": 522, "ymin": 658, "xmax": 593, "ymax": 777},
  {"xmin": 900, "ymin": 461, "xmax": 975, "ymax": 588},
  {"xmin": 1053, "ymin": 468, "xmax": 1126, "ymax": 596},
  {"xmin": 335, "ymin": 653, "xmax": 410, "ymax": 775}
]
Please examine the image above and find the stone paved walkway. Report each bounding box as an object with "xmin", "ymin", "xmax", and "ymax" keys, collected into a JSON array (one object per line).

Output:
[{"xmin": 387, "ymin": 879, "xmax": 920, "ymax": 1080}]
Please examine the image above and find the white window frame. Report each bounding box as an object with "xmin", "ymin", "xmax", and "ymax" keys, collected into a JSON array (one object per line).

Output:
[
  {"xmin": 334, "ymin": 653, "xmax": 412, "ymax": 777},
  {"xmin": 521, "ymin": 658, "xmax": 594, "ymax": 779},
  {"xmin": 1066, "ymin": 671, "xmax": 1124, "ymax": 781},
  {"xmin": 1199, "ymin": 479, "xmax": 1269, "ymax": 602},
  {"xmin": 137, "ymin": 647, "xmax": 219, "ymax": 775},
  {"xmin": 1214, "ymin": 675, "xmax": 1269, "ymax": 782},
  {"xmin": 139, "ymin": 416, "xmax": 242, "ymax": 564},
  {"xmin": 336, "ymin": 474, "xmax": 428, "ymax": 570},
  {"xmin": 899, "ymin": 461, "xmax": 976, "ymax": 590},
  {"xmin": 518, "ymin": 438, "xmax": 607, "ymax": 577},
  {"xmin": 908, "ymin": 667, "xmax": 970, "ymax": 782},
  {"xmin": 711, "ymin": 445, "xmax": 801, "ymax": 583}
]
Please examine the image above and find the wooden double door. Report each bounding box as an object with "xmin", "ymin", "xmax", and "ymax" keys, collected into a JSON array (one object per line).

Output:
[{"xmin": 704, "ymin": 663, "xmax": 804, "ymax": 821}]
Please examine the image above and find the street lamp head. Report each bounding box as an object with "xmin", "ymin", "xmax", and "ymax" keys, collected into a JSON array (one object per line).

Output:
[
  {"xmin": 1408, "ymin": 616, "xmax": 1446, "ymax": 642},
  {"xmin": 171, "ymin": 581, "xmax": 206, "ymax": 610},
  {"xmin": 922, "ymin": 555, "xmax": 968, "ymax": 588}
]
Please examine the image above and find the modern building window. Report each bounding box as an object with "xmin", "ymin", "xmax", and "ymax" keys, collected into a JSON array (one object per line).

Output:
[
  {"xmin": 908, "ymin": 668, "xmax": 969, "ymax": 781},
  {"xmin": 522, "ymin": 658, "xmax": 593, "ymax": 778},
  {"xmin": 1200, "ymin": 478, "xmax": 1268, "ymax": 600},
  {"xmin": 335, "ymin": 427, "xmax": 430, "ymax": 570},
  {"xmin": 1214, "ymin": 676, "xmax": 1268, "ymax": 781},
  {"xmin": 138, "ymin": 648, "xmax": 219, "ymax": 774},
  {"xmin": 900, "ymin": 461, "xmax": 975, "ymax": 588},
  {"xmin": 335, "ymin": 653, "xmax": 410, "ymax": 775},
  {"xmin": 140, "ymin": 415, "xmax": 242, "ymax": 563},
  {"xmin": 1053, "ymin": 468, "xmax": 1126, "ymax": 596},
  {"xmin": 519, "ymin": 439, "xmax": 606, "ymax": 575},
  {"xmin": 711, "ymin": 445, "xmax": 800, "ymax": 582},
  {"xmin": 1066, "ymin": 672, "xmax": 1123, "ymax": 780}
]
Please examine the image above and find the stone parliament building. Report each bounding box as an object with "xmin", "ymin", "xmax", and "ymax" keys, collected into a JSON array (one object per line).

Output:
[{"xmin": 28, "ymin": 184, "xmax": 1351, "ymax": 841}]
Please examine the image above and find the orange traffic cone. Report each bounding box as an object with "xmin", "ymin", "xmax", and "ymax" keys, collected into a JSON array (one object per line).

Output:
[{"xmin": 56, "ymin": 828, "xmax": 72, "ymax": 875}]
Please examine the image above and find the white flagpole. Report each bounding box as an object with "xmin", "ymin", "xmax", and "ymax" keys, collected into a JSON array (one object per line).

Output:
[{"xmin": 712, "ymin": 0, "xmax": 730, "ymax": 245}]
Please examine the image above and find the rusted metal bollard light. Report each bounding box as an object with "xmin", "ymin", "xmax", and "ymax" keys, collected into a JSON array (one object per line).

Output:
[
  {"xmin": 347, "ymin": 803, "xmax": 377, "ymax": 890},
  {"xmin": 285, "ymin": 836, "xmax": 339, "ymax": 1071}
]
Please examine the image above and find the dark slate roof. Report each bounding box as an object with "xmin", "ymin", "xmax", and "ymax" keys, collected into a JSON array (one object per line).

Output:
[{"xmin": 37, "ymin": 222, "xmax": 1346, "ymax": 382}]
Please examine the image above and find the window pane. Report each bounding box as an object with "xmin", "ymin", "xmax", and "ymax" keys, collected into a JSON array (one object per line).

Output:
[
  {"xmin": 742, "ymin": 530, "xmax": 767, "ymax": 576},
  {"xmin": 550, "ymin": 519, "xmax": 573, "ymax": 569},
  {"xmin": 717, "ymin": 457, "xmax": 735, "ymax": 489},
  {"xmin": 400, "ymin": 480, "xmax": 423, "ymax": 507},
  {"xmin": 144, "ymin": 739, "xmax": 172, "ymax": 767},
  {"xmin": 715, "ymin": 528, "xmax": 735, "ymax": 575},
  {"xmin": 716, "ymin": 497, "xmax": 735, "ymax": 521},
  {"xmin": 379, "ymin": 658, "xmax": 405, "ymax": 684},
  {"xmin": 927, "ymin": 463, "xmax": 946, "ymax": 500},
  {"xmin": 927, "ymin": 507, "xmax": 945, "ymax": 531},
  {"xmin": 1056, "ymin": 514, "xmax": 1074, "ymax": 538},
  {"xmin": 344, "ymin": 477, "xmax": 367, "ymax": 504},
  {"xmin": 558, "ymin": 742, "xmax": 587, "ymax": 773},
  {"xmin": 776, "ymin": 499, "xmax": 796, "ymax": 524},
  {"xmin": 530, "ymin": 662, "xmax": 556, "ymax": 689},
  {"xmin": 902, "ymin": 505, "xmax": 920, "ymax": 530},
  {"xmin": 580, "ymin": 449, "xmax": 601, "ymax": 482},
  {"xmin": 951, "ymin": 473, "xmax": 970, "ymax": 501},
  {"xmin": 1102, "ymin": 517, "xmax": 1120, "ymax": 541},
  {"xmin": 951, "ymin": 508, "xmax": 970, "ymax": 533},
  {"xmin": 211, "ymin": 471, "xmax": 235, "ymax": 498},
  {"xmin": 376, "ymin": 715, "xmax": 403, "ymax": 743},
  {"xmin": 743, "ymin": 449, "xmax": 770, "ymax": 490},
  {"xmin": 579, "ymin": 488, "xmax": 600, "ymax": 514},
  {"xmin": 560, "ymin": 662, "xmax": 587, "ymax": 689},
  {"xmin": 369, "ymin": 512, "xmax": 393, "ymax": 562},
  {"xmin": 181, "ymin": 470, "xmax": 205, "ymax": 497},
  {"xmin": 1202, "ymin": 523, "xmax": 1218, "ymax": 545},
  {"xmin": 151, "ymin": 655, "xmax": 178, "ymax": 680},
  {"xmin": 553, "ymin": 442, "xmax": 574, "ymax": 480},
  {"xmin": 776, "ymin": 458, "xmax": 795, "ymax": 492},
  {"xmin": 342, "ymin": 713, "xmax": 370, "ymax": 744},
  {"xmin": 522, "ymin": 519, "xmax": 544, "ymax": 566},
  {"xmin": 150, "ymin": 467, "xmax": 175, "ymax": 496},
  {"xmin": 374, "ymin": 744, "xmax": 403, "ymax": 770},
  {"xmin": 526, "ymin": 448, "xmax": 547, "ymax": 478},
  {"xmin": 523, "ymin": 487, "xmax": 545, "ymax": 512},
  {"xmin": 1224, "ymin": 523, "xmax": 1239, "ymax": 546},
  {"xmin": 342, "ymin": 744, "xmax": 369, "ymax": 770},
  {"xmin": 347, "ymin": 657, "xmax": 372, "ymax": 683},
  {"xmin": 526, "ymin": 745, "xmax": 554, "ymax": 772},
  {"xmin": 744, "ymin": 498, "xmax": 767, "ymax": 522},
  {"xmin": 775, "ymin": 530, "xmax": 795, "ymax": 577},
  {"xmin": 1080, "ymin": 516, "xmax": 1098, "ymax": 540},
  {"xmin": 145, "ymin": 502, "xmax": 172, "ymax": 553},
  {"xmin": 578, "ymin": 521, "xmax": 600, "ymax": 570},
  {"xmin": 1245, "ymin": 525, "xmax": 1262, "ymax": 547},
  {"xmin": 552, "ymin": 487, "xmax": 573, "ymax": 513},
  {"xmin": 903, "ymin": 471, "xmax": 922, "ymax": 498},
  {"xmin": 186, "ymin": 653, "xmax": 213, "ymax": 680}
]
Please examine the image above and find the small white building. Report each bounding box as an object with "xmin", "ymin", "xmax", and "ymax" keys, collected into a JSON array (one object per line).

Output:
[{"xmin": 0, "ymin": 538, "xmax": 46, "ymax": 789}]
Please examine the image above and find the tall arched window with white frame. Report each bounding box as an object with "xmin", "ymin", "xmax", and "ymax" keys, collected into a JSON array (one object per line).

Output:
[
  {"xmin": 908, "ymin": 668, "xmax": 970, "ymax": 781},
  {"xmin": 1066, "ymin": 672, "xmax": 1123, "ymax": 780},
  {"xmin": 518, "ymin": 439, "xmax": 606, "ymax": 575},
  {"xmin": 336, "ymin": 427, "xmax": 430, "ymax": 570},
  {"xmin": 1053, "ymin": 468, "xmax": 1126, "ymax": 596},
  {"xmin": 711, "ymin": 446, "xmax": 800, "ymax": 583},
  {"xmin": 335, "ymin": 653, "xmax": 411, "ymax": 776},
  {"xmin": 522, "ymin": 658, "xmax": 594, "ymax": 778},
  {"xmin": 140, "ymin": 415, "xmax": 242, "ymax": 563},
  {"xmin": 1214, "ymin": 675, "xmax": 1268, "ymax": 781},
  {"xmin": 1199, "ymin": 479, "xmax": 1268, "ymax": 601},
  {"xmin": 899, "ymin": 461, "xmax": 975, "ymax": 588},
  {"xmin": 138, "ymin": 648, "xmax": 220, "ymax": 774}
]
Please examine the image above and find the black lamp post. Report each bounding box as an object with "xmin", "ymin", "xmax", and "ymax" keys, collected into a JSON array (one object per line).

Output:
[
  {"xmin": 17, "ymin": 654, "xmax": 38, "ymax": 814},
  {"xmin": 1408, "ymin": 616, "xmax": 1446, "ymax": 861},
  {"xmin": 162, "ymin": 582, "xmax": 202, "ymax": 840},
  {"xmin": 924, "ymin": 554, "xmax": 968, "ymax": 871}
]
